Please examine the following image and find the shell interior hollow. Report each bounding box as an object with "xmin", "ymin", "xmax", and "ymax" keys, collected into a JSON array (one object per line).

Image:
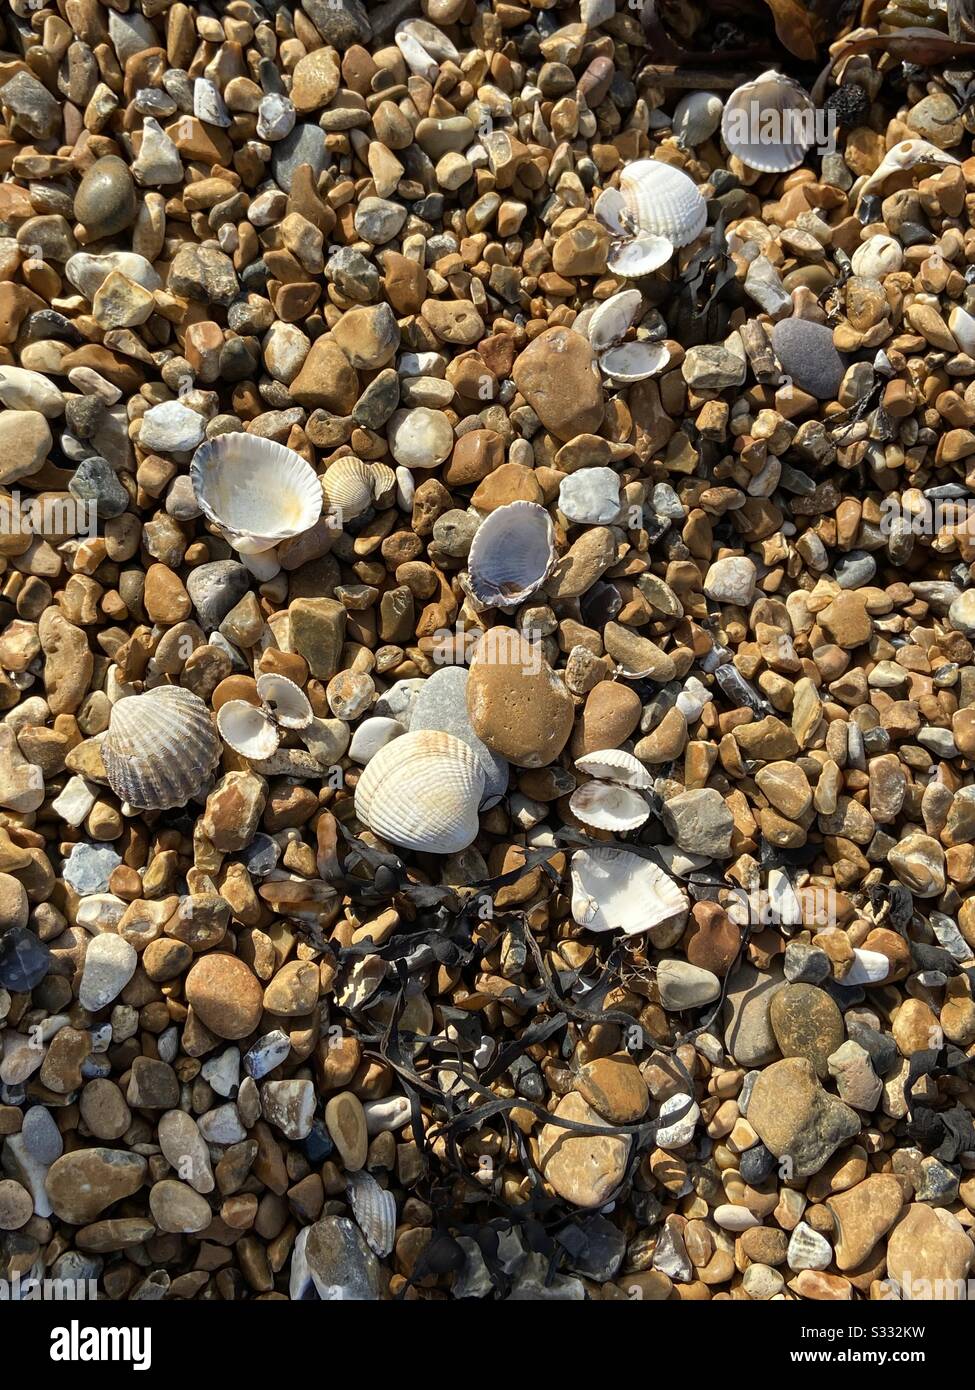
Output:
[
  {"xmin": 569, "ymin": 781, "xmax": 650, "ymax": 832},
  {"xmin": 354, "ymin": 729, "xmax": 486, "ymax": 855},
  {"xmin": 619, "ymin": 159, "xmax": 708, "ymax": 246},
  {"xmin": 102, "ymin": 686, "xmax": 221, "ymax": 811},
  {"xmin": 570, "ymin": 846, "xmax": 688, "ymax": 936},
  {"xmin": 607, "ymin": 234, "xmax": 675, "ymax": 279},
  {"xmin": 574, "ymin": 749, "xmax": 654, "ymax": 789},
  {"xmin": 467, "ymin": 501, "xmax": 556, "ymax": 611},
  {"xmin": 587, "ymin": 288, "xmax": 644, "ymax": 352},
  {"xmin": 216, "ymin": 700, "xmax": 280, "ymax": 760},
  {"xmin": 190, "ymin": 433, "xmax": 323, "ymax": 554},
  {"xmin": 255, "ymin": 673, "xmax": 313, "ymax": 729},
  {"xmin": 599, "ymin": 340, "xmax": 671, "ymax": 382},
  {"xmin": 721, "ymin": 70, "xmax": 815, "ymax": 173}
]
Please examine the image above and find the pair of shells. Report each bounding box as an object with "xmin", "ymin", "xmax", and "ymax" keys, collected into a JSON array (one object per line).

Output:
[
  {"xmin": 584, "ymin": 289, "xmax": 671, "ymax": 383},
  {"xmin": 467, "ymin": 501, "xmax": 556, "ymax": 611},
  {"xmin": 721, "ymin": 70, "xmax": 816, "ymax": 174},
  {"xmin": 570, "ymin": 845, "xmax": 688, "ymax": 937},
  {"xmin": 217, "ymin": 674, "xmax": 313, "ymax": 761},
  {"xmin": 354, "ymin": 729, "xmax": 485, "ymax": 855},
  {"xmin": 321, "ymin": 456, "xmax": 395, "ymax": 522},
  {"xmin": 596, "ymin": 159, "xmax": 708, "ymax": 279},
  {"xmin": 570, "ymin": 748, "xmax": 653, "ymax": 833},
  {"xmin": 103, "ymin": 686, "xmax": 221, "ymax": 811},
  {"xmin": 191, "ymin": 433, "xmax": 322, "ymax": 556}
]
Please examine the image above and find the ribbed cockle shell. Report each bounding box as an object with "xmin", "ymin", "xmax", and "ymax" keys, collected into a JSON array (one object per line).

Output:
[
  {"xmin": 354, "ymin": 729, "xmax": 485, "ymax": 854},
  {"xmin": 191, "ymin": 433, "xmax": 322, "ymax": 555},
  {"xmin": 103, "ymin": 686, "xmax": 221, "ymax": 810}
]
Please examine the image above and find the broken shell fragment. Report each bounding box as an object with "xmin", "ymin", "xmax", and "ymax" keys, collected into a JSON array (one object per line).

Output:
[
  {"xmin": 574, "ymin": 749, "xmax": 654, "ymax": 790},
  {"xmin": 347, "ymin": 1171, "xmax": 397, "ymax": 1258},
  {"xmin": 320, "ymin": 456, "xmax": 375, "ymax": 523},
  {"xmin": 467, "ymin": 501, "xmax": 556, "ymax": 611},
  {"xmin": 857, "ymin": 138, "xmax": 960, "ymax": 202},
  {"xmin": 354, "ymin": 729, "xmax": 485, "ymax": 854},
  {"xmin": 190, "ymin": 433, "xmax": 322, "ymax": 555},
  {"xmin": 103, "ymin": 687, "xmax": 221, "ymax": 811},
  {"xmin": 570, "ymin": 846, "xmax": 688, "ymax": 936}
]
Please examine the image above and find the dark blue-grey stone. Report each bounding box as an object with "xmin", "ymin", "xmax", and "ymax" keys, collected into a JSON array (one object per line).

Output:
[
  {"xmin": 69, "ymin": 455, "xmax": 129, "ymax": 519},
  {"xmin": 0, "ymin": 926, "xmax": 51, "ymax": 991},
  {"xmin": 561, "ymin": 1215, "xmax": 626, "ymax": 1281},
  {"xmin": 271, "ymin": 123, "xmax": 329, "ymax": 193},
  {"xmin": 771, "ymin": 318, "xmax": 846, "ymax": 400},
  {"xmin": 739, "ymin": 1142, "xmax": 777, "ymax": 1185},
  {"xmin": 185, "ymin": 561, "xmax": 250, "ymax": 631},
  {"xmin": 240, "ymin": 833, "xmax": 279, "ymax": 878}
]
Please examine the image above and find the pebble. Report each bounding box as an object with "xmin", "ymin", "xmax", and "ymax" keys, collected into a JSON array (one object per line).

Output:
[
  {"xmin": 78, "ymin": 936, "xmax": 138, "ymax": 1012},
  {"xmin": 747, "ymin": 1057, "xmax": 861, "ymax": 1178},
  {"xmin": 467, "ymin": 629, "xmax": 575, "ymax": 768},
  {"xmin": 771, "ymin": 319, "xmax": 845, "ymax": 399},
  {"xmin": 539, "ymin": 1093, "xmax": 630, "ymax": 1207}
]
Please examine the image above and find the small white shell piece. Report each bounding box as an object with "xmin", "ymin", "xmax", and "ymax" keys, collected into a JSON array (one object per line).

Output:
[
  {"xmin": 599, "ymin": 340, "xmax": 671, "ymax": 383},
  {"xmin": 673, "ymin": 90, "xmax": 724, "ymax": 147},
  {"xmin": 347, "ymin": 1171, "xmax": 396, "ymax": 1258},
  {"xmin": 569, "ymin": 781, "xmax": 651, "ymax": 832},
  {"xmin": 467, "ymin": 501, "xmax": 556, "ymax": 611},
  {"xmin": 574, "ymin": 749, "xmax": 653, "ymax": 789},
  {"xmin": 619, "ymin": 160, "xmax": 708, "ymax": 246},
  {"xmin": 570, "ymin": 846, "xmax": 688, "ymax": 936},
  {"xmin": 217, "ymin": 700, "xmax": 279, "ymax": 760},
  {"xmin": 354, "ymin": 729, "xmax": 485, "ymax": 854},
  {"xmin": 190, "ymin": 433, "xmax": 322, "ymax": 555},
  {"xmin": 587, "ymin": 289, "xmax": 643, "ymax": 352},
  {"xmin": 721, "ymin": 70, "xmax": 815, "ymax": 173},
  {"xmin": 856, "ymin": 138, "xmax": 960, "ymax": 202}
]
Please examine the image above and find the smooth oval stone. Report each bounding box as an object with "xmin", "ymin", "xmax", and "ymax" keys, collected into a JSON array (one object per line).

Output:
[
  {"xmin": 74, "ymin": 156, "xmax": 137, "ymax": 238},
  {"xmin": 771, "ymin": 318, "xmax": 845, "ymax": 400}
]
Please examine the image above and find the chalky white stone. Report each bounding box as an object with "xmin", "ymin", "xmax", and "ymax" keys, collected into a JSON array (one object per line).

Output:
[{"xmin": 78, "ymin": 935, "xmax": 138, "ymax": 1012}]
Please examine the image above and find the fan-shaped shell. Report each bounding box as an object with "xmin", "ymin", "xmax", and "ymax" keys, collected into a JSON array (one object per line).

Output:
[
  {"xmin": 255, "ymin": 673, "xmax": 313, "ymax": 729},
  {"xmin": 467, "ymin": 501, "xmax": 556, "ymax": 611},
  {"xmin": 570, "ymin": 846, "xmax": 688, "ymax": 936},
  {"xmin": 103, "ymin": 687, "xmax": 221, "ymax": 810},
  {"xmin": 721, "ymin": 70, "xmax": 815, "ymax": 173},
  {"xmin": 190, "ymin": 433, "xmax": 322, "ymax": 555},
  {"xmin": 570, "ymin": 781, "xmax": 650, "ymax": 831},
  {"xmin": 607, "ymin": 233, "xmax": 675, "ymax": 279},
  {"xmin": 575, "ymin": 749, "xmax": 654, "ymax": 789},
  {"xmin": 354, "ymin": 729, "xmax": 485, "ymax": 854},
  {"xmin": 217, "ymin": 700, "xmax": 279, "ymax": 760},
  {"xmin": 347, "ymin": 1171, "xmax": 396, "ymax": 1258},
  {"xmin": 619, "ymin": 160, "xmax": 707, "ymax": 247},
  {"xmin": 599, "ymin": 340, "xmax": 671, "ymax": 382},
  {"xmin": 673, "ymin": 90, "xmax": 723, "ymax": 147},
  {"xmin": 587, "ymin": 289, "xmax": 643, "ymax": 352},
  {"xmin": 321, "ymin": 456, "xmax": 374, "ymax": 522}
]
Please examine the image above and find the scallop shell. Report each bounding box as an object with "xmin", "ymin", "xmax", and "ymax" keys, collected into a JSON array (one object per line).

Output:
[
  {"xmin": 570, "ymin": 846, "xmax": 688, "ymax": 936},
  {"xmin": 217, "ymin": 700, "xmax": 280, "ymax": 760},
  {"xmin": 587, "ymin": 289, "xmax": 643, "ymax": 352},
  {"xmin": 607, "ymin": 233, "xmax": 675, "ymax": 279},
  {"xmin": 347, "ymin": 1171, "xmax": 396, "ymax": 1259},
  {"xmin": 354, "ymin": 729, "xmax": 485, "ymax": 854},
  {"xmin": 721, "ymin": 70, "xmax": 815, "ymax": 173},
  {"xmin": 570, "ymin": 781, "xmax": 650, "ymax": 832},
  {"xmin": 467, "ymin": 501, "xmax": 556, "ymax": 611},
  {"xmin": 321, "ymin": 456, "xmax": 374, "ymax": 522},
  {"xmin": 619, "ymin": 159, "xmax": 707, "ymax": 247},
  {"xmin": 190, "ymin": 433, "xmax": 322, "ymax": 555},
  {"xmin": 103, "ymin": 687, "xmax": 221, "ymax": 810},
  {"xmin": 574, "ymin": 749, "xmax": 654, "ymax": 789},
  {"xmin": 673, "ymin": 90, "xmax": 724, "ymax": 147},
  {"xmin": 255, "ymin": 673, "xmax": 313, "ymax": 729},
  {"xmin": 599, "ymin": 340, "xmax": 671, "ymax": 382}
]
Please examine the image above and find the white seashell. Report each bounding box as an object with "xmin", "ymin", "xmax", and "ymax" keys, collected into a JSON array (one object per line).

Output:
[
  {"xmin": 594, "ymin": 187, "xmax": 627, "ymax": 235},
  {"xmin": 103, "ymin": 687, "xmax": 221, "ymax": 810},
  {"xmin": 587, "ymin": 289, "xmax": 643, "ymax": 352},
  {"xmin": 255, "ymin": 673, "xmax": 313, "ymax": 729},
  {"xmin": 570, "ymin": 846, "xmax": 687, "ymax": 936},
  {"xmin": 673, "ymin": 90, "xmax": 724, "ymax": 147},
  {"xmin": 949, "ymin": 306, "xmax": 975, "ymax": 356},
  {"xmin": 599, "ymin": 340, "xmax": 671, "ymax": 382},
  {"xmin": 619, "ymin": 159, "xmax": 707, "ymax": 246},
  {"xmin": 850, "ymin": 234, "xmax": 903, "ymax": 278},
  {"xmin": 467, "ymin": 501, "xmax": 556, "ymax": 611},
  {"xmin": 370, "ymin": 462, "xmax": 398, "ymax": 507},
  {"xmin": 347, "ymin": 1171, "xmax": 396, "ymax": 1258},
  {"xmin": 607, "ymin": 233, "xmax": 675, "ymax": 279},
  {"xmin": 574, "ymin": 749, "xmax": 654, "ymax": 789},
  {"xmin": 320, "ymin": 456, "xmax": 375, "ymax": 522},
  {"xmin": 721, "ymin": 70, "xmax": 815, "ymax": 173},
  {"xmin": 858, "ymin": 139, "xmax": 960, "ymax": 201},
  {"xmin": 190, "ymin": 433, "xmax": 322, "ymax": 555},
  {"xmin": 569, "ymin": 781, "xmax": 650, "ymax": 831},
  {"xmin": 843, "ymin": 948, "xmax": 890, "ymax": 986},
  {"xmin": 354, "ymin": 729, "xmax": 485, "ymax": 855},
  {"xmin": 216, "ymin": 700, "xmax": 280, "ymax": 760}
]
